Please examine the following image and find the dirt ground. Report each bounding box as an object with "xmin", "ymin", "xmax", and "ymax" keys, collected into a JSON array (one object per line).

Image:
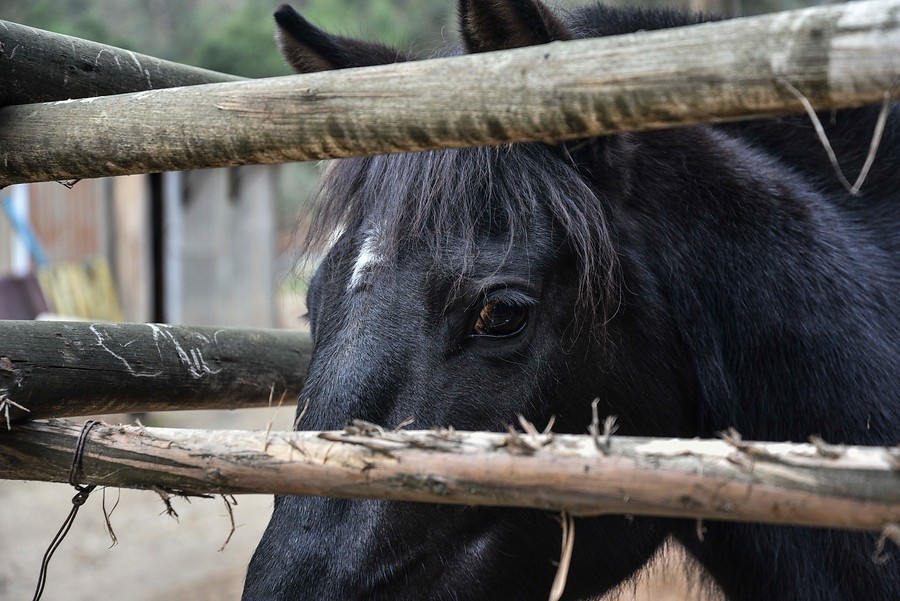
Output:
[
  {"xmin": 1, "ymin": 293, "xmax": 715, "ymax": 600},
  {"xmin": 0, "ymin": 408, "xmax": 294, "ymax": 601},
  {"xmin": 1, "ymin": 475, "xmax": 701, "ymax": 600}
]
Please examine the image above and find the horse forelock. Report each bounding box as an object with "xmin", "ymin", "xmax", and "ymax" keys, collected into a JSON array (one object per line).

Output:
[{"xmin": 303, "ymin": 143, "xmax": 619, "ymax": 317}]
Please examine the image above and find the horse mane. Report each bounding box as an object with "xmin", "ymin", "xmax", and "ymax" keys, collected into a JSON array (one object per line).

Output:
[
  {"xmin": 293, "ymin": 2, "xmax": 717, "ymax": 319},
  {"xmin": 302, "ymin": 142, "xmax": 619, "ymax": 316}
]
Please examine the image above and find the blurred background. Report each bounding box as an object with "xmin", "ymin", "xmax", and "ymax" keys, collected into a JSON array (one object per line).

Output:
[{"xmin": 0, "ymin": 1, "xmax": 832, "ymax": 599}]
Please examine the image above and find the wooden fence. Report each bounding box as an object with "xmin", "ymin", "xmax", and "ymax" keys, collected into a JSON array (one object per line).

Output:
[
  {"xmin": 1, "ymin": 0, "xmax": 899, "ymax": 186},
  {"xmin": 0, "ymin": 321, "xmax": 311, "ymax": 421},
  {"xmin": 0, "ymin": 0, "xmax": 898, "ymax": 537},
  {"xmin": 2, "ymin": 418, "xmax": 899, "ymax": 532}
]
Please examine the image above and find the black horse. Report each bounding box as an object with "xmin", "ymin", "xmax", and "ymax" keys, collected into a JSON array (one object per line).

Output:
[{"xmin": 244, "ymin": 1, "xmax": 899, "ymax": 599}]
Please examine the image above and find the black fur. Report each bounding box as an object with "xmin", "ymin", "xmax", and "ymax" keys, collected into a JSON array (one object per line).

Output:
[
  {"xmin": 274, "ymin": 4, "xmax": 409, "ymax": 72},
  {"xmin": 247, "ymin": 2, "xmax": 899, "ymax": 599},
  {"xmin": 459, "ymin": 0, "xmax": 572, "ymax": 52}
]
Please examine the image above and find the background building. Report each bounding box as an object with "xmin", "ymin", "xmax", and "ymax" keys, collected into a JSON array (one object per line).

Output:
[{"xmin": 1, "ymin": 167, "xmax": 287, "ymax": 327}]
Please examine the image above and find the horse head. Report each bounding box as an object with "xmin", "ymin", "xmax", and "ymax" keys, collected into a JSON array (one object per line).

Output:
[{"xmin": 244, "ymin": 2, "xmax": 899, "ymax": 599}]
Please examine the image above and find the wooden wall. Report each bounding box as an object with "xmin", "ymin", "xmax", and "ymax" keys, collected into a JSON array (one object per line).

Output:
[{"xmin": 2, "ymin": 167, "xmax": 278, "ymax": 327}]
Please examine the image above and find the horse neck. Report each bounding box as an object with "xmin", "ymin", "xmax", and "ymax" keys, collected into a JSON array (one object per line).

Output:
[
  {"xmin": 675, "ymin": 522, "xmax": 899, "ymax": 601},
  {"xmin": 608, "ymin": 127, "xmax": 899, "ymax": 446},
  {"xmin": 604, "ymin": 125, "xmax": 900, "ymax": 599}
]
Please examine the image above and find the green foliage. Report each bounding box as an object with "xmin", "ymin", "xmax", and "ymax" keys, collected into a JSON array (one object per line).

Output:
[
  {"xmin": 3, "ymin": 0, "xmax": 289, "ymax": 78},
  {"xmin": 300, "ymin": 0, "xmax": 453, "ymax": 55},
  {"xmin": 188, "ymin": 2, "xmax": 290, "ymax": 78},
  {"xmin": 5, "ymin": 0, "xmax": 136, "ymax": 51}
]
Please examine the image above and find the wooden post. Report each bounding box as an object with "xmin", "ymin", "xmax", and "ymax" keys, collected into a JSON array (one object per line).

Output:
[
  {"xmin": 1, "ymin": 0, "xmax": 898, "ymax": 186},
  {"xmin": 0, "ymin": 321, "xmax": 311, "ymax": 421},
  {"xmin": 1, "ymin": 419, "xmax": 897, "ymax": 532},
  {"xmin": 179, "ymin": 167, "xmax": 277, "ymax": 328},
  {"xmin": 0, "ymin": 19, "xmax": 242, "ymax": 106},
  {"xmin": 110, "ymin": 175, "xmax": 154, "ymax": 322}
]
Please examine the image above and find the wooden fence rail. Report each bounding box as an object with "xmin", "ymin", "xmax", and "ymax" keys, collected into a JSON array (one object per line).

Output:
[
  {"xmin": 1, "ymin": 0, "xmax": 898, "ymax": 187},
  {"xmin": 0, "ymin": 20, "xmax": 241, "ymax": 107},
  {"xmin": 0, "ymin": 321, "xmax": 311, "ymax": 422},
  {"xmin": 1, "ymin": 419, "xmax": 898, "ymax": 532}
]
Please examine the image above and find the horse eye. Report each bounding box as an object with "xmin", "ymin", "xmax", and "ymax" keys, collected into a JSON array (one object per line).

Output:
[{"xmin": 472, "ymin": 299, "xmax": 528, "ymax": 338}]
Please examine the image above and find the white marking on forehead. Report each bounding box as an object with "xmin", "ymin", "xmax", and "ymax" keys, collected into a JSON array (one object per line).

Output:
[{"xmin": 348, "ymin": 230, "xmax": 385, "ymax": 291}]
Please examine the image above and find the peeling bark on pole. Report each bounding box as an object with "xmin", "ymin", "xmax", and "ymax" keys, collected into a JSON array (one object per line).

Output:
[
  {"xmin": 1, "ymin": 419, "xmax": 898, "ymax": 532},
  {"xmin": 0, "ymin": 321, "xmax": 311, "ymax": 421},
  {"xmin": 0, "ymin": 20, "xmax": 242, "ymax": 106},
  {"xmin": 1, "ymin": 0, "xmax": 899, "ymax": 186}
]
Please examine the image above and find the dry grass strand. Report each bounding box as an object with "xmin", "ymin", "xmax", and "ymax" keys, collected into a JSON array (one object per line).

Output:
[
  {"xmin": 101, "ymin": 487, "xmax": 120, "ymax": 547},
  {"xmin": 872, "ymin": 523, "xmax": 900, "ymax": 564},
  {"xmin": 549, "ymin": 512, "xmax": 576, "ymax": 601},
  {"xmin": 218, "ymin": 495, "xmax": 239, "ymax": 552},
  {"xmin": 779, "ymin": 77, "xmax": 897, "ymax": 196}
]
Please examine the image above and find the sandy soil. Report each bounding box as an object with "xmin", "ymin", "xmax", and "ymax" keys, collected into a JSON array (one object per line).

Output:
[
  {"xmin": 0, "ymin": 408, "xmax": 293, "ymax": 601},
  {"xmin": 1, "ymin": 481, "xmax": 270, "ymax": 600}
]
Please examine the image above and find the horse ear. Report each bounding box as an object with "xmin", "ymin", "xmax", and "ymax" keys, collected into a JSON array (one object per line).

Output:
[
  {"xmin": 274, "ymin": 5, "xmax": 410, "ymax": 73},
  {"xmin": 458, "ymin": 0, "xmax": 572, "ymax": 53}
]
